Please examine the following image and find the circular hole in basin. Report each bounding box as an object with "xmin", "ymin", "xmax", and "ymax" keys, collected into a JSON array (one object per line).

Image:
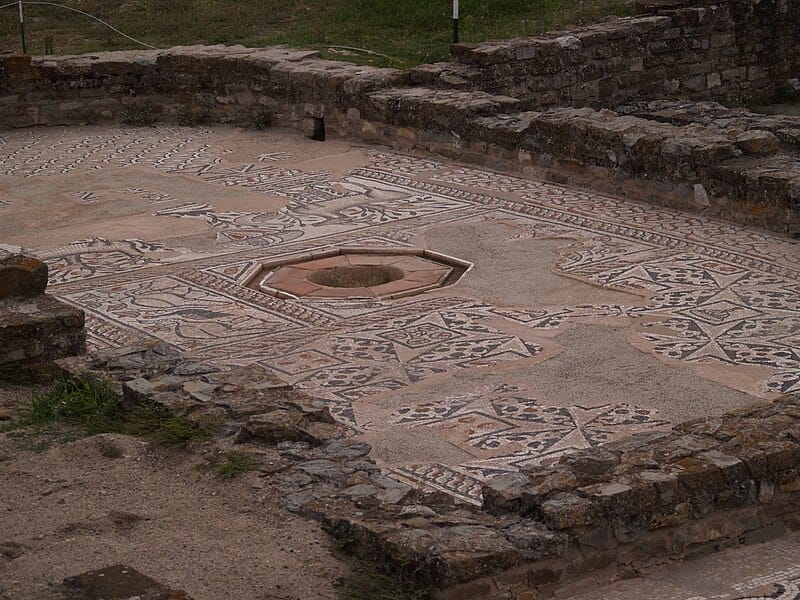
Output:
[{"xmin": 307, "ymin": 265, "xmax": 405, "ymax": 288}]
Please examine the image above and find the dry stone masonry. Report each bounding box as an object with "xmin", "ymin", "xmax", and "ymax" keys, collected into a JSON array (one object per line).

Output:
[
  {"xmin": 1, "ymin": 0, "xmax": 798, "ymax": 233},
  {"xmin": 444, "ymin": 0, "xmax": 798, "ymax": 107},
  {"xmin": 56, "ymin": 344, "xmax": 344, "ymax": 445},
  {"xmin": 0, "ymin": 253, "xmax": 85, "ymax": 366}
]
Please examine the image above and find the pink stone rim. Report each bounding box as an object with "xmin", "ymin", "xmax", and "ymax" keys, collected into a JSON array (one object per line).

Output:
[{"xmin": 242, "ymin": 247, "xmax": 472, "ymax": 300}]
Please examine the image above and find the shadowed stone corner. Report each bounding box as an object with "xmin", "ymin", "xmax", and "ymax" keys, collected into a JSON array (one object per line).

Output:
[{"xmin": 0, "ymin": 253, "xmax": 86, "ymax": 367}]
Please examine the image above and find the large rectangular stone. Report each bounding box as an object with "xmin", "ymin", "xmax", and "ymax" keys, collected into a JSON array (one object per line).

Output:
[{"xmin": 0, "ymin": 294, "xmax": 85, "ymax": 366}]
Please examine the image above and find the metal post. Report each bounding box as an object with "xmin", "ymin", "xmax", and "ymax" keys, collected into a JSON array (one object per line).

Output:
[
  {"xmin": 18, "ymin": 0, "xmax": 27, "ymax": 54},
  {"xmin": 452, "ymin": 0, "xmax": 459, "ymax": 44}
]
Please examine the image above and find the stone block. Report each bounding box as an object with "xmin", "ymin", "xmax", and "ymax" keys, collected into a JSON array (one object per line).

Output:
[
  {"xmin": 0, "ymin": 255, "xmax": 48, "ymax": 299},
  {"xmin": 62, "ymin": 564, "xmax": 191, "ymax": 599},
  {"xmin": 503, "ymin": 521, "xmax": 567, "ymax": 560},
  {"xmin": 743, "ymin": 522, "xmax": 787, "ymax": 545},
  {"xmin": 0, "ymin": 294, "xmax": 85, "ymax": 366}
]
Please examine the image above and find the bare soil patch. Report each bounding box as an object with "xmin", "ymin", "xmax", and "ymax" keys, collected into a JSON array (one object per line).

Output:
[{"xmin": 0, "ymin": 384, "xmax": 348, "ymax": 600}]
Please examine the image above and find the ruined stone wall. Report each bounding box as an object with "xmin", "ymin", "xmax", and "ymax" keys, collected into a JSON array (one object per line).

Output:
[
  {"xmin": 1, "ymin": 0, "xmax": 799, "ymax": 234},
  {"xmin": 0, "ymin": 47, "xmax": 407, "ymax": 129},
  {"xmin": 0, "ymin": 254, "xmax": 85, "ymax": 366},
  {"xmin": 1, "ymin": 0, "xmax": 797, "ymax": 127},
  {"xmin": 446, "ymin": 0, "xmax": 800, "ymax": 108}
]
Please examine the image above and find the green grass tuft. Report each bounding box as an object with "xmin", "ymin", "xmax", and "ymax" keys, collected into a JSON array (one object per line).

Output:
[
  {"xmin": 13, "ymin": 375, "xmax": 215, "ymax": 448},
  {"xmin": 122, "ymin": 100, "xmax": 156, "ymax": 126},
  {"xmin": 340, "ymin": 569, "xmax": 428, "ymax": 600},
  {"xmin": 26, "ymin": 375, "xmax": 119, "ymax": 428},
  {"xmin": 209, "ymin": 450, "xmax": 260, "ymax": 478},
  {"xmin": 176, "ymin": 105, "xmax": 210, "ymax": 127},
  {"xmin": 252, "ymin": 108, "xmax": 275, "ymax": 131},
  {"xmin": 770, "ymin": 83, "xmax": 800, "ymax": 104}
]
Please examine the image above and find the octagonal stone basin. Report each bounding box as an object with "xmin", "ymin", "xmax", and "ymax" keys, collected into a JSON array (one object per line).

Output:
[{"xmin": 243, "ymin": 248, "xmax": 471, "ymax": 300}]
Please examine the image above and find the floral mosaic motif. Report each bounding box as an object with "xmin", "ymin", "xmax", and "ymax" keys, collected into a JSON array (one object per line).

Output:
[
  {"xmin": 197, "ymin": 163, "xmax": 329, "ymax": 193},
  {"xmin": 154, "ymin": 202, "xmax": 313, "ymax": 246},
  {"xmin": 67, "ymin": 276, "xmax": 302, "ymax": 355},
  {"xmin": 35, "ymin": 238, "xmax": 206, "ymax": 285},
  {"xmin": 334, "ymin": 194, "xmax": 467, "ymax": 225},
  {"xmin": 273, "ymin": 306, "xmax": 545, "ymax": 427},
  {"xmin": 281, "ymin": 182, "xmax": 361, "ymax": 208},
  {"xmin": 126, "ymin": 188, "xmax": 177, "ymax": 203},
  {"xmin": 488, "ymin": 239, "xmax": 800, "ymax": 394},
  {"xmin": 367, "ymin": 151, "xmax": 444, "ymax": 174}
]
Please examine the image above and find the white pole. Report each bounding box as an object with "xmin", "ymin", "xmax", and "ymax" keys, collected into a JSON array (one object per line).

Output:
[
  {"xmin": 18, "ymin": 0, "xmax": 27, "ymax": 54},
  {"xmin": 453, "ymin": 0, "xmax": 459, "ymax": 44}
]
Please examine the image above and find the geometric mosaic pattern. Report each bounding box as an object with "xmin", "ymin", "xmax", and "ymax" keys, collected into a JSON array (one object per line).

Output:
[
  {"xmin": 734, "ymin": 565, "xmax": 800, "ymax": 600},
  {"xmin": 738, "ymin": 584, "xmax": 800, "ymax": 600},
  {"xmin": 388, "ymin": 383, "xmax": 669, "ymax": 502},
  {"xmin": 4, "ymin": 126, "xmax": 799, "ymax": 503}
]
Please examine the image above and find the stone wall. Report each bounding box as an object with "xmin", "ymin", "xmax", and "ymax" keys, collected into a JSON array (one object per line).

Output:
[
  {"xmin": 0, "ymin": 0, "xmax": 798, "ymax": 234},
  {"xmin": 444, "ymin": 0, "xmax": 800, "ymax": 108},
  {"xmin": 311, "ymin": 394, "xmax": 800, "ymax": 600},
  {"xmin": 0, "ymin": 47, "xmax": 406, "ymax": 129}
]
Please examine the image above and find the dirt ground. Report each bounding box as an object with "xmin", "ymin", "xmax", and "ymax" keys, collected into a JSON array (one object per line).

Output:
[{"xmin": 0, "ymin": 385, "xmax": 348, "ymax": 600}]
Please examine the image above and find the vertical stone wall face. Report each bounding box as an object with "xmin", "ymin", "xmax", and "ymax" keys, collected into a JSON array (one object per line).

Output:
[
  {"xmin": 448, "ymin": 0, "xmax": 800, "ymax": 107},
  {"xmin": 0, "ymin": 255, "xmax": 85, "ymax": 366},
  {"xmin": 0, "ymin": 47, "xmax": 409, "ymax": 129}
]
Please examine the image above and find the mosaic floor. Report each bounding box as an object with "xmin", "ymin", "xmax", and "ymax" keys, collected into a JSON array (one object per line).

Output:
[
  {"xmin": 569, "ymin": 532, "xmax": 800, "ymax": 600},
  {"xmin": 2, "ymin": 126, "xmax": 799, "ymax": 506}
]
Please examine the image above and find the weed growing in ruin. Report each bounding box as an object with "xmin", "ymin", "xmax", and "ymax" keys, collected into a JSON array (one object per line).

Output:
[
  {"xmin": 10, "ymin": 375, "xmax": 215, "ymax": 448},
  {"xmin": 772, "ymin": 83, "xmax": 800, "ymax": 104},
  {"xmin": 122, "ymin": 101, "xmax": 156, "ymax": 126},
  {"xmin": 340, "ymin": 568, "xmax": 428, "ymax": 600},
  {"xmin": 253, "ymin": 109, "xmax": 275, "ymax": 130},
  {"xmin": 176, "ymin": 105, "xmax": 210, "ymax": 127},
  {"xmin": 209, "ymin": 450, "xmax": 260, "ymax": 478}
]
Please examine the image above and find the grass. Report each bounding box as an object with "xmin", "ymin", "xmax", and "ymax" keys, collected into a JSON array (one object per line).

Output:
[
  {"xmin": 209, "ymin": 450, "xmax": 260, "ymax": 478},
  {"xmin": 121, "ymin": 100, "xmax": 157, "ymax": 126},
  {"xmin": 253, "ymin": 108, "xmax": 275, "ymax": 131},
  {"xmin": 0, "ymin": 0, "xmax": 634, "ymax": 68},
  {"xmin": 176, "ymin": 105, "xmax": 210, "ymax": 127},
  {"xmin": 5, "ymin": 374, "xmax": 215, "ymax": 448},
  {"xmin": 340, "ymin": 569, "xmax": 428, "ymax": 600}
]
